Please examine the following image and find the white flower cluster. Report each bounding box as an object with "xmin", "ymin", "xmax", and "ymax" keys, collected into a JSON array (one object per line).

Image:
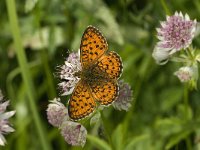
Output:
[{"xmin": 152, "ymin": 11, "xmax": 200, "ymax": 88}]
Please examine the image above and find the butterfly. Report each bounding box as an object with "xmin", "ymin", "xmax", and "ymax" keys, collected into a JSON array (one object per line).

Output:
[{"xmin": 68, "ymin": 25, "xmax": 123, "ymax": 120}]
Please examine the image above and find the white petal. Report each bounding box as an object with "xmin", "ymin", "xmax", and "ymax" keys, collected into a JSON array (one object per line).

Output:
[
  {"xmin": 0, "ymin": 111, "xmax": 15, "ymax": 120},
  {"xmin": 166, "ymin": 15, "xmax": 170, "ymax": 21},
  {"xmin": 175, "ymin": 11, "xmax": 179, "ymax": 16},
  {"xmin": 2, "ymin": 125, "xmax": 15, "ymax": 133},
  {"xmin": 78, "ymin": 49, "xmax": 81, "ymax": 57},
  {"xmin": 156, "ymin": 28, "xmax": 161, "ymax": 33},
  {"xmin": 62, "ymin": 76, "xmax": 76, "ymax": 80},
  {"xmin": 191, "ymin": 26, "xmax": 196, "ymax": 33},
  {"xmin": 0, "ymin": 134, "xmax": 6, "ymax": 146},
  {"xmin": 157, "ymin": 35, "xmax": 164, "ymax": 40},
  {"xmin": 156, "ymin": 42, "xmax": 172, "ymax": 52},
  {"xmin": 160, "ymin": 21, "xmax": 166, "ymax": 28},
  {"xmin": 169, "ymin": 48, "xmax": 178, "ymax": 55},
  {"xmin": 61, "ymin": 87, "xmax": 75, "ymax": 96},
  {"xmin": 152, "ymin": 46, "xmax": 170, "ymax": 65},
  {"xmin": 0, "ymin": 101, "xmax": 9, "ymax": 113},
  {"xmin": 194, "ymin": 22, "xmax": 200, "ymax": 37},
  {"xmin": 179, "ymin": 12, "xmax": 183, "ymax": 18},
  {"xmin": 184, "ymin": 13, "xmax": 190, "ymax": 21},
  {"xmin": 64, "ymin": 62, "xmax": 74, "ymax": 68}
]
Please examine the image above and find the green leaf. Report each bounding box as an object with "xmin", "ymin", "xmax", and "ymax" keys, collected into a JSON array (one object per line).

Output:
[
  {"xmin": 87, "ymin": 134, "xmax": 112, "ymax": 150},
  {"xmin": 154, "ymin": 117, "xmax": 183, "ymax": 138},
  {"xmin": 25, "ymin": 0, "xmax": 38, "ymax": 13},
  {"xmin": 177, "ymin": 104, "xmax": 193, "ymax": 121},
  {"xmin": 124, "ymin": 134, "xmax": 150, "ymax": 150},
  {"xmin": 111, "ymin": 124, "xmax": 124, "ymax": 150},
  {"xmin": 160, "ymin": 88, "xmax": 182, "ymax": 112},
  {"xmin": 165, "ymin": 130, "xmax": 192, "ymax": 150}
]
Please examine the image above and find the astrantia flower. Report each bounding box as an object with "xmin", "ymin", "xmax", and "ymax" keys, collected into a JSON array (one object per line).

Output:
[
  {"xmin": 0, "ymin": 90, "xmax": 15, "ymax": 146},
  {"xmin": 60, "ymin": 121, "xmax": 87, "ymax": 147},
  {"xmin": 46, "ymin": 98, "xmax": 68, "ymax": 127},
  {"xmin": 57, "ymin": 51, "xmax": 81, "ymax": 95},
  {"xmin": 153, "ymin": 11, "xmax": 197, "ymax": 64},
  {"xmin": 174, "ymin": 66, "xmax": 198, "ymax": 83},
  {"xmin": 112, "ymin": 80, "xmax": 133, "ymax": 111},
  {"xmin": 46, "ymin": 97, "xmax": 88, "ymax": 147}
]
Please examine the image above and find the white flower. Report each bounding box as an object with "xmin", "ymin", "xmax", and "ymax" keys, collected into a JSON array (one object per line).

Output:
[
  {"xmin": 0, "ymin": 90, "xmax": 15, "ymax": 146},
  {"xmin": 174, "ymin": 66, "xmax": 197, "ymax": 82},
  {"xmin": 153, "ymin": 11, "xmax": 197, "ymax": 64},
  {"xmin": 46, "ymin": 98, "xmax": 68, "ymax": 127},
  {"xmin": 152, "ymin": 45, "xmax": 171, "ymax": 65},
  {"xmin": 46, "ymin": 97, "xmax": 88, "ymax": 147},
  {"xmin": 60, "ymin": 121, "xmax": 87, "ymax": 147},
  {"xmin": 112, "ymin": 80, "xmax": 133, "ymax": 111},
  {"xmin": 57, "ymin": 51, "xmax": 82, "ymax": 95}
]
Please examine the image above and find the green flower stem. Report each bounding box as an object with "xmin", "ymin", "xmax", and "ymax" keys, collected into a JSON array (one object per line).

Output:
[
  {"xmin": 184, "ymin": 84, "xmax": 192, "ymax": 150},
  {"xmin": 184, "ymin": 84, "xmax": 189, "ymax": 119},
  {"xmin": 36, "ymin": 13, "xmax": 56, "ymax": 99},
  {"xmin": 6, "ymin": 0, "xmax": 51, "ymax": 150},
  {"xmin": 185, "ymin": 137, "xmax": 192, "ymax": 150},
  {"xmin": 185, "ymin": 48, "xmax": 196, "ymax": 65},
  {"xmin": 101, "ymin": 112, "xmax": 115, "ymax": 150},
  {"xmin": 160, "ymin": 0, "xmax": 171, "ymax": 15}
]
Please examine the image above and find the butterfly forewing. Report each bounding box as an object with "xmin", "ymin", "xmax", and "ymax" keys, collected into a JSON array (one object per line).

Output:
[{"xmin": 80, "ymin": 26, "xmax": 108, "ymax": 68}]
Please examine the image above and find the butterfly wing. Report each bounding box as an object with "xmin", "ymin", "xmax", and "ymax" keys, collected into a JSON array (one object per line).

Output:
[
  {"xmin": 68, "ymin": 80, "xmax": 96, "ymax": 120},
  {"xmin": 80, "ymin": 26, "xmax": 108, "ymax": 68},
  {"xmin": 94, "ymin": 51, "xmax": 123, "ymax": 79},
  {"xmin": 89, "ymin": 79, "xmax": 119, "ymax": 105}
]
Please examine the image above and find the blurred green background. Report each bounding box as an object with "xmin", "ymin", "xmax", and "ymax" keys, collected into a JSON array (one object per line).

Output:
[{"xmin": 1, "ymin": 0, "xmax": 200, "ymax": 149}]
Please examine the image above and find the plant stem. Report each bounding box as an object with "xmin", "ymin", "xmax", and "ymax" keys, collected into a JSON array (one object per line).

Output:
[
  {"xmin": 6, "ymin": 0, "xmax": 51, "ymax": 149},
  {"xmin": 183, "ymin": 84, "xmax": 192, "ymax": 150},
  {"xmin": 184, "ymin": 84, "xmax": 189, "ymax": 120},
  {"xmin": 101, "ymin": 112, "xmax": 115, "ymax": 150},
  {"xmin": 185, "ymin": 137, "xmax": 192, "ymax": 150},
  {"xmin": 36, "ymin": 11, "xmax": 56, "ymax": 99},
  {"xmin": 160, "ymin": 0, "xmax": 171, "ymax": 15}
]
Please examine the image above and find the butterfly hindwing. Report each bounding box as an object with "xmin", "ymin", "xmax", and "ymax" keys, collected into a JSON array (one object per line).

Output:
[
  {"xmin": 68, "ymin": 80, "xmax": 96, "ymax": 120},
  {"xmin": 89, "ymin": 79, "xmax": 119, "ymax": 105},
  {"xmin": 94, "ymin": 51, "xmax": 123, "ymax": 79}
]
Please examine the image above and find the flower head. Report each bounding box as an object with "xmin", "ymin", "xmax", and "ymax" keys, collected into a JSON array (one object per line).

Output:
[
  {"xmin": 57, "ymin": 51, "xmax": 81, "ymax": 95},
  {"xmin": 153, "ymin": 11, "xmax": 197, "ymax": 64},
  {"xmin": 46, "ymin": 98, "xmax": 68, "ymax": 127},
  {"xmin": 46, "ymin": 97, "xmax": 88, "ymax": 147},
  {"xmin": 112, "ymin": 80, "xmax": 133, "ymax": 111},
  {"xmin": 60, "ymin": 121, "xmax": 87, "ymax": 147},
  {"xmin": 0, "ymin": 90, "xmax": 15, "ymax": 146},
  {"xmin": 174, "ymin": 66, "xmax": 198, "ymax": 83}
]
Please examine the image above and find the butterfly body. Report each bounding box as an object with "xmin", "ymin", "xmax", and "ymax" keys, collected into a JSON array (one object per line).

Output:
[{"xmin": 68, "ymin": 26, "xmax": 123, "ymax": 120}]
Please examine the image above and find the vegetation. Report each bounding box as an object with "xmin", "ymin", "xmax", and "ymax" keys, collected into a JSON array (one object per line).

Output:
[{"xmin": 1, "ymin": 0, "xmax": 200, "ymax": 149}]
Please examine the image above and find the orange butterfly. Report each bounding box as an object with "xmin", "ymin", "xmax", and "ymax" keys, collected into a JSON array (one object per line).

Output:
[{"xmin": 68, "ymin": 26, "xmax": 123, "ymax": 120}]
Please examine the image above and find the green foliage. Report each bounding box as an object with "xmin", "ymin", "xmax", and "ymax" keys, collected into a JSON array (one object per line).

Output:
[{"xmin": 1, "ymin": 0, "xmax": 200, "ymax": 149}]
